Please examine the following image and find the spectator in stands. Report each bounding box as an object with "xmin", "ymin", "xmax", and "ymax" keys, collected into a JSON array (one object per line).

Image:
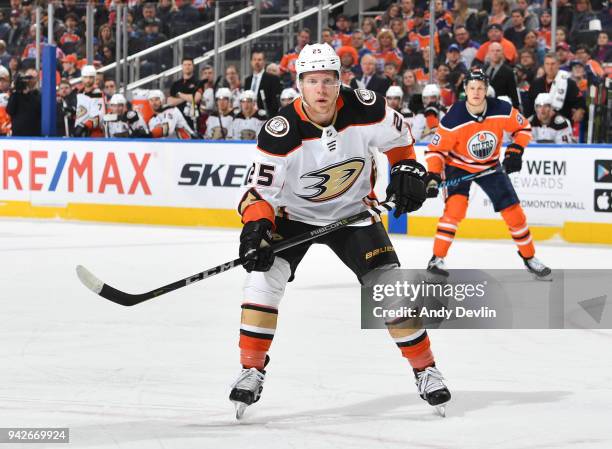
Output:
[
  {"xmin": 8, "ymin": 56, "xmax": 19, "ymax": 81},
  {"xmin": 7, "ymin": 67, "xmax": 40, "ymax": 136},
  {"xmin": 57, "ymin": 0, "xmax": 85, "ymax": 22},
  {"xmin": 230, "ymin": 90, "xmax": 267, "ymax": 140},
  {"xmin": 446, "ymin": 43, "xmax": 468, "ymax": 93},
  {"xmin": 349, "ymin": 53, "xmax": 390, "ymax": 95},
  {"xmin": 6, "ymin": 10, "xmax": 24, "ymax": 56},
  {"xmin": 571, "ymin": 0, "xmax": 598, "ymax": 37},
  {"xmin": 453, "ymin": 25, "xmax": 479, "ymax": 68},
  {"xmin": 569, "ymin": 60, "xmax": 589, "ymax": 95},
  {"xmin": 517, "ymin": 49, "xmax": 537, "ymax": 82},
  {"xmin": 59, "ymin": 13, "xmax": 81, "ymax": 56},
  {"xmin": 434, "ymin": 0, "xmax": 454, "ymax": 33},
  {"xmin": 198, "ymin": 64, "xmax": 215, "ymax": 112},
  {"xmin": 384, "ymin": 61, "xmax": 402, "ymax": 86},
  {"xmin": 157, "ymin": 0, "xmax": 174, "ymax": 32},
  {"xmin": 280, "ymin": 88, "xmax": 298, "ymax": 108},
  {"xmin": 414, "ymin": 45, "xmax": 433, "ymax": 84},
  {"xmin": 522, "ymin": 30, "xmax": 546, "ymax": 66},
  {"xmin": 483, "ymin": 42, "xmax": 520, "ymax": 107},
  {"xmin": 148, "ymin": 89, "xmax": 197, "ymax": 139},
  {"xmin": 595, "ymin": 32, "xmax": 612, "ymax": 63},
  {"xmin": 525, "ymin": 53, "xmax": 586, "ymax": 126},
  {"xmin": 99, "ymin": 44, "xmax": 115, "ymax": 66},
  {"xmin": 529, "ymin": 93, "xmax": 575, "ymax": 143},
  {"xmin": 555, "ymin": 27, "xmax": 570, "ymax": 49},
  {"xmin": 321, "ymin": 28, "xmax": 335, "ymax": 48},
  {"xmin": 138, "ymin": 19, "xmax": 167, "ymax": 73},
  {"xmin": 169, "ymin": 0, "xmax": 200, "ymax": 37},
  {"xmin": 374, "ymin": 28, "xmax": 403, "ymax": 73},
  {"xmin": 136, "ymin": 2, "xmax": 158, "ymax": 31},
  {"xmin": 361, "ymin": 17, "xmax": 378, "ymax": 52},
  {"xmin": 574, "ymin": 44, "xmax": 605, "ymax": 80},
  {"xmin": 266, "ymin": 63, "xmax": 280, "ymax": 78},
  {"xmin": 474, "ymin": 23, "xmax": 517, "ymax": 66},
  {"xmin": 338, "ymin": 45, "xmax": 359, "ymax": 75},
  {"xmin": 504, "ymin": 9, "xmax": 528, "ymax": 51},
  {"xmin": 390, "ymin": 17, "xmax": 406, "ymax": 42},
  {"xmin": 537, "ymin": 9, "xmax": 552, "ymax": 49},
  {"xmin": 57, "ymin": 78, "xmax": 77, "ymax": 137},
  {"xmin": 452, "ymin": 0, "xmax": 479, "ymax": 39},
  {"xmin": 245, "ymin": 50, "xmax": 281, "ymax": 115},
  {"xmin": 408, "ymin": 8, "xmax": 440, "ymax": 55},
  {"xmin": 401, "ymin": 69, "xmax": 423, "ymax": 113},
  {"xmin": 556, "ymin": 42, "xmax": 574, "ymax": 69},
  {"xmin": 103, "ymin": 78, "xmax": 117, "ymax": 101},
  {"xmin": 98, "ymin": 24, "xmax": 114, "ymax": 50},
  {"xmin": 487, "ymin": 0, "xmax": 510, "ymax": 30},
  {"xmin": 350, "ymin": 29, "xmax": 373, "ymax": 74},
  {"xmin": 333, "ymin": 14, "xmax": 352, "ymax": 49},
  {"xmin": 0, "ymin": 40, "xmax": 12, "ymax": 69},
  {"xmin": 168, "ymin": 57, "xmax": 201, "ymax": 131},
  {"xmin": 436, "ymin": 63, "xmax": 457, "ymax": 106},
  {"xmin": 279, "ymin": 28, "xmax": 310, "ymax": 83},
  {"xmin": 0, "ymin": 66, "xmax": 10, "ymax": 93},
  {"xmin": 514, "ymin": 0, "xmax": 538, "ymax": 31},
  {"xmin": 400, "ymin": 0, "xmax": 416, "ymax": 23},
  {"xmin": 61, "ymin": 54, "xmax": 80, "ymax": 80},
  {"xmin": 378, "ymin": 3, "xmax": 402, "ymax": 28},
  {"xmin": 204, "ymin": 87, "xmax": 234, "ymax": 140},
  {"xmin": 556, "ymin": 0, "xmax": 574, "ymax": 32}
]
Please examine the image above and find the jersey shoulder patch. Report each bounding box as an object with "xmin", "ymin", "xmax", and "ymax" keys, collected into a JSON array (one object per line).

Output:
[
  {"xmin": 354, "ymin": 88, "xmax": 377, "ymax": 105},
  {"xmin": 552, "ymin": 115, "xmax": 570, "ymax": 129},
  {"xmin": 257, "ymin": 107, "xmax": 301, "ymax": 156}
]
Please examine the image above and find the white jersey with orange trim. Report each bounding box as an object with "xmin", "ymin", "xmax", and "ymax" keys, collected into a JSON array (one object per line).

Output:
[
  {"xmin": 529, "ymin": 114, "xmax": 575, "ymax": 144},
  {"xmin": 238, "ymin": 88, "xmax": 416, "ymax": 226},
  {"xmin": 204, "ymin": 111, "xmax": 234, "ymax": 139},
  {"xmin": 230, "ymin": 109, "xmax": 268, "ymax": 140},
  {"xmin": 105, "ymin": 110, "xmax": 149, "ymax": 137},
  {"xmin": 148, "ymin": 105, "xmax": 196, "ymax": 139},
  {"xmin": 76, "ymin": 88, "xmax": 106, "ymax": 136},
  {"xmin": 425, "ymin": 98, "xmax": 531, "ymax": 174}
]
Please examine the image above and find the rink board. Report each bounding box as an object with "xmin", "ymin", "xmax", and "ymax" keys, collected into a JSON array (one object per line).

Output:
[{"xmin": 0, "ymin": 137, "xmax": 610, "ymax": 243}]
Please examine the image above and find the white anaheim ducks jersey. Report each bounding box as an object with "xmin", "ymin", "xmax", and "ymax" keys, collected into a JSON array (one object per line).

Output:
[
  {"xmin": 529, "ymin": 114, "xmax": 575, "ymax": 144},
  {"xmin": 148, "ymin": 105, "xmax": 195, "ymax": 139},
  {"xmin": 238, "ymin": 88, "xmax": 415, "ymax": 226},
  {"xmin": 105, "ymin": 110, "xmax": 149, "ymax": 137},
  {"xmin": 205, "ymin": 111, "xmax": 234, "ymax": 139},
  {"xmin": 76, "ymin": 88, "xmax": 105, "ymax": 133},
  {"xmin": 231, "ymin": 110, "xmax": 267, "ymax": 140}
]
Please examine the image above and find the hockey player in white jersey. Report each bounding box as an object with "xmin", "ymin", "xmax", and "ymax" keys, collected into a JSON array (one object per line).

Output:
[
  {"xmin": 529, "ymin": 93, "xmax": 575, "ymax": 144},
  {"xmin": 229, "ymin": 43, "xmax": 451, "ymax": 419},
  {"xmin": 104, "ymin": 94, "xmax": 149, "ymax": 138},
  {"xmin": 420, "ymin": 84, "xmax": 447, "ymax": 143},
  {"xmin": 230, "ymin": 90, "xmax": 268, "ymax": 140},
  {"xmin": 385, "ymin": 85, "xmax": 425, "ymax": 142},
  {"xmin": 280, "ymin": 87, "xmax": 298, "ymax": 107},
  {"xmin": 74, "ymin": 65, "xmax": 105, "ymax": 137},
  {"xmin": 147, "ymin": 90, "xmax": 198, "ymax": 139},
  {"xmin": 204, "ymin": 87, "xmax": 234, "ymax": 139}
]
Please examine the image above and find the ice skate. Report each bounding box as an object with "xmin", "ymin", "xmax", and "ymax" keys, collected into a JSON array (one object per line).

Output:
[
  {"xmin": 414, "ymin": 365, "xmax": 451, "ymax": 417},
  {"xmin": 229, "ymin": 365, "xmax": 266, "ymax": 420},
  {"xmin": 519, "ymin": 251, "xmax": 552, "ymax": 281},
  {"xmin": 426, "ymin": 255, "xmax": 449, "ymax": 279}
]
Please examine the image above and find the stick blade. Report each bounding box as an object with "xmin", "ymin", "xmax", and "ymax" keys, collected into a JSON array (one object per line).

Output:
[{"xmin": 76, "ymin": 265, "xmax": 104, "ymax": 294}]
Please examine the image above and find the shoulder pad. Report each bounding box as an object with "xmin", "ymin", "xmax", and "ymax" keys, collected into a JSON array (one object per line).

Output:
[
  {"xmin": 234, "ymin": 112, "xmax": 245, "ymax": 119},
  {"xmin": 551, "ymin": 115, "xmax": 570, "ymax": 130},
  {"xmin": 486, "ymin": 97, "xmax": 512, "ymax": 117},
  {"xmin": 257, "ymin": 109, "xmax": 301, "ymax": 156},
  {"xmin": 335, "ymin": 87, "xmax": 386, "ymax": 130},
  {"xmin": 439, "ymin": 101, "xmax": 469, "ymax": 129}
]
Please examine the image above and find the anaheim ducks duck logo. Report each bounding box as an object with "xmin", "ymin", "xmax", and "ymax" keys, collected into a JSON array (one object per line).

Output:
[
  {"xmin": 297, "ymin": 158, "xmax": 365, "ymax": 202},
  {"xmin": 355, "ymin": 89, "xmax": 376, "ymax": 105}
]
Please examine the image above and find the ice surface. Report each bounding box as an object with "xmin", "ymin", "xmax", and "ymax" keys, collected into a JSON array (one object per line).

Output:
[{"xmin": 1, "ymin": 219, "xmax": 611, "ymax": 449}]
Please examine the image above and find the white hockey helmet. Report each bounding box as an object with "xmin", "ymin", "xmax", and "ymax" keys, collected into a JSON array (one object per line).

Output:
[
  {"xmin": 280, "ymin": 87, "xmax": 298, "ymax": 101},
  {"xmin": 0, "ymin": 66, "xmax": 9, "ymax": 80},
  {"xmin": 422, "ymin": 84, "xmax": 440, "ymax": 98},
  {"xmin": 295, "ymin": 43, "xmax": 341, "ymax": 80},
  {"xmin": 81, "ymin": 65, "xmax": 97, "ymax": 77},
  {"xmin": 385, "ymin": 85, "xmax": 403, "ymax": 99},
  {"xmin": 147, "ymin": 89, "xmax": 165, "ymax": 102},
  {"xmin": 534, "ymin": 93, "xmax": 552, "ymax": 107},
  {"xmin": 239, "ymin": 89, "xmax": 256, "ymax": 102},
  {"xmin": 109, "ymin": 93, "xmax": 127, "ymax": 105},
  {"xmin": 215, "ymin": 87, "xmax": 232, "ymax": 100},
  {"xmin": 486, "ymin": 85, "xmax": 496, "ymax": 97}
]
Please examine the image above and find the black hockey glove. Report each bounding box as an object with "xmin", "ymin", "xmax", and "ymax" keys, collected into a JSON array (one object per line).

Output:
[
  {"xmin": 239, "ymin": 218, "xmax": 275, "ymax": 273},
  {"xmin": 386, "ymin": 159, "xmax": 427, "ymax": 218},
  {"xmin": 502, "ymin": 143, "xmax": 524, "ymax": 174},
  {"xmin": 123, "ymin": 110, "xmax": 139, "ymax": 124},
  {"xmin": 424, "ymin": 172, "xmax": 442, "ymax": 198}
]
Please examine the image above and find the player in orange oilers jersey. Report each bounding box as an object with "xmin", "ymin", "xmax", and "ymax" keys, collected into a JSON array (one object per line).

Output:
[{"xmin": 423, "ymin": 69, "xmax": 551, "ymax": 280}]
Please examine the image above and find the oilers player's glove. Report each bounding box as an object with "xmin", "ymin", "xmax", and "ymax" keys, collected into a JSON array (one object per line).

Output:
[
  {"xmin": 424, "ymin": 172, "xmax": 442, "ymax": 198},
  {"xmin": 239, "ymin": 219, "xmax": 275, "ymax": 272},
  {"xmin": 502, "ymin": 143, "xmax": 524, "ymax": 174},
  {"xmin": 386, "ymin": 159, "xmax": 427, "ymax": 218}
]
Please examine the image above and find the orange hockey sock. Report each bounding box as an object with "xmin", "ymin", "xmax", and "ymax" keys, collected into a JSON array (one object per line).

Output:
[
  {"xmin": 433, "ymin": 194, "xmax": 468, "ymax": 258},
  {"xmin": 239, "ymin": 303, "xmax": 278, "ymax": 369},
  {"xmin": 501, "ymin": 204, "xmax": 535, "ymax": 259}
]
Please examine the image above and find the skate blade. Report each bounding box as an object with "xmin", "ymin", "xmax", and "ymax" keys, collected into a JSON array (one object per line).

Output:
[
  {"xmin": 434, "ymin": 404, "xmax": 446, "ymax": 417},
  {"xmin": 233, "ymin": 401, "xmax": 248, "ymax": 420},
  {"xmin": 533, "ymin": 273, "xmax": 553, "ymax": 282}
]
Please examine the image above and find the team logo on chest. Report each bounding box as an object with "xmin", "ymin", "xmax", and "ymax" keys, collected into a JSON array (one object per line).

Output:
[
  {"xmin": 467, "ymin": 131, "xmax": 498, "ymax": 160},
  {"xmin": 297, "ymin": 158, "xmax": 365, "ymax": 202}
]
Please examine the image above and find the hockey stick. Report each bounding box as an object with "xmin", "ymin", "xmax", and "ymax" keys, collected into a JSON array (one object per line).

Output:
[
  {"xmin": 76, "ymin": 201, "xmax": 396, "ymax": 307},
  {"xmin": 439, "ymin": 165, "xmax": 501, "ymax": 189}
]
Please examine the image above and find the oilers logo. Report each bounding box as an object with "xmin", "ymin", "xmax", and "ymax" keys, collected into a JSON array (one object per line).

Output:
[{"xmin": 467, "ymin": 131, "xmax": 497, "ymax": 161}]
